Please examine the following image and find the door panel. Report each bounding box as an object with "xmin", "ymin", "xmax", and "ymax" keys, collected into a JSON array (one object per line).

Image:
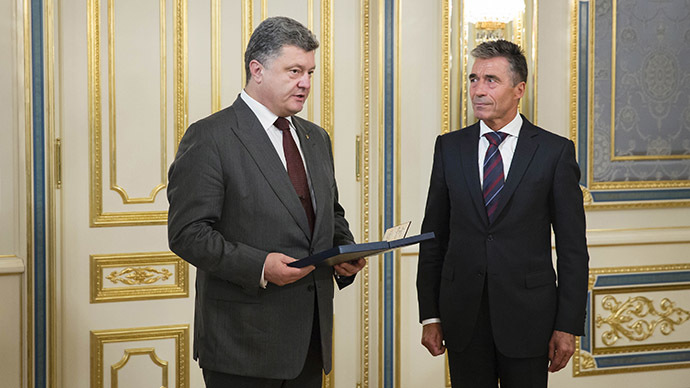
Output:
[{"xmin": 58, "ymin": 1, "xmax": 366, "ymax": 387}]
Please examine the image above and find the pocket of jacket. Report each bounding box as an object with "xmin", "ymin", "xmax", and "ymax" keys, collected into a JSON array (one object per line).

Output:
[{"xmin": 525, "ymin": 269, "xmax": 555, "ymax": 288}]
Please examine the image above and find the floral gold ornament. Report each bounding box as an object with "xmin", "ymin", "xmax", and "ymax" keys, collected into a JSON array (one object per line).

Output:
[
  {"xmin": 91, "ymin": 252, "xmax": 188, "ymax": 303},
  {"xmin": 106, "ymin": 266, "xmax": 173, "ymax": 285},
  {"xmin": 595, "ymin": 295, "xmax": 690, "ymax": 346},
  {"xmin": 580, "ymin": 351, "xmax": 595, "ymax": 370}
]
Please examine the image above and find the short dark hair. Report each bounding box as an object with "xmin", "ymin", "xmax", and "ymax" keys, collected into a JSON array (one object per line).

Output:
[
  {"xmin": 471, "ymin": 40, "xmax": 527, "ymax": 86},
  {"xmin": 244, "ymin": 16, "xmax": 319, "ymax": 83}
]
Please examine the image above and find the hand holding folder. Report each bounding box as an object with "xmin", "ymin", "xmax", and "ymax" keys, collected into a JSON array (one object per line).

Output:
[{"xmin": 288, "ymin": 222, "xmax": 435, "ymax": 268}]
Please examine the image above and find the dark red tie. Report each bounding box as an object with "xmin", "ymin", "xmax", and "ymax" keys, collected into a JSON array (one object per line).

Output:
[
  {"xmin": 275, "ymin": 117, "xmax": 315, "ymax": 234},
  {"xmin": 483, "ymin": 131, "xmax": 509, "ymax": 224}
]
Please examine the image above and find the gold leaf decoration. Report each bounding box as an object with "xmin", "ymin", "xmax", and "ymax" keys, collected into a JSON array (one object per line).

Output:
[
  {"xmin": 106, "ymin": 267, "xmax": 173, "ymax": 285},
  {"xmin": 580, "ymin": 185, "xmax": 593, "ymax": 205},
  {"xmin": 580, "ymin": 351, "xmax": 595, "ymax": 370},
  {"xmin": 595, "ymin": 296, "xmax": 690, "ymax": 346}
]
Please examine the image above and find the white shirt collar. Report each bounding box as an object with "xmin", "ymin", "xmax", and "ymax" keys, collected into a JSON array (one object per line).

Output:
[
  {"xmin": 479, "ymin": 109, "xmax": 522, "ymax": 139},
  {"xmin": 240, "ymin": 90, "xmax": 293, "ymax": 129}
]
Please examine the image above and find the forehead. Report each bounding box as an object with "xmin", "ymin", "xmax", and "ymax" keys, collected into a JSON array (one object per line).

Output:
[
  {"xmin": 272, "ymin": 45, "xmax": 315, "ymax": 66},
  {"xmin": 470, "ymin": 56, "xmax": 511, "ymax": 77}
]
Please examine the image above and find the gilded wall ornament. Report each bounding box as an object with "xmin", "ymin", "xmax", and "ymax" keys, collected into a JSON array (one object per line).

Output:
[
  {"xmin": 580, "ymin": 351, "xmax": 595, "ymax": 370},
  {"xmin": 595, "ymin": 295, "xmax": 690, "ymax": 346},
  {"xmin": 106, "ymin": 267, "xmax": 173, "ymax": 285}
]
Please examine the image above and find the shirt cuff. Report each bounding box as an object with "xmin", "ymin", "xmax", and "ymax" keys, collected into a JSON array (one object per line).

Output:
[
  {"xmin": 422, "ymin": 318, "xmax": 441, "ymax": 325},
  {"xmin": 260, "ymin": 264, "xmax": 268, "ymax": 288}
]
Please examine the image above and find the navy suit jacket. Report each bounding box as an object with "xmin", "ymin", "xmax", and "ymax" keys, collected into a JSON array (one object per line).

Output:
[{"xmin": 416, "ymin": 116, "xmax": 589, "ymax": 358}]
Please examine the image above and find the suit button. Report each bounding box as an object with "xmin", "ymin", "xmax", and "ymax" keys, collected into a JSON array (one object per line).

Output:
[
  {"xmin": 487, "ymin": 234, "xmax": 494, "ymax": 241},
  {"xmin": 307, "ymin": 284, "xmax": 315, "ymax": 292}
]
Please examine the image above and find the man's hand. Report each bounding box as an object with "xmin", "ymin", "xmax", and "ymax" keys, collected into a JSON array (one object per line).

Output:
[
  {"xmin": 548, "ymin": 330, "xmax": 575, "ymax": 372},
  {"xmin": 264, "ymin": 252, "xmax": 314, "ymax": 286},
  {"xmin": 334, "ymin": 258, "xmax": 366, "ymax": 277},
  {"xmin": 421, "ymin": 322, "xmax": 446, "ymax": 356}
]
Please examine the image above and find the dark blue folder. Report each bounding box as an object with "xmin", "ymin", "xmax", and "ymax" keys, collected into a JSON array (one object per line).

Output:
[{"xmin": 288, "ymin": 232, "xmax": 435, "ymax": 268}]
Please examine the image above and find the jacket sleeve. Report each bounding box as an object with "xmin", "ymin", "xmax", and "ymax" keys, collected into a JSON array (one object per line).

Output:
[
  {"xmin": 417, "ymin": 136, "xmax": 451, "ymax": 321},
  {"xmin": 550, "ymin": 139, "xmax": 590, "ymax": 335},
  {"xmin": 167, "ymin": 122, "xmax": 267, "ymax": 294}
]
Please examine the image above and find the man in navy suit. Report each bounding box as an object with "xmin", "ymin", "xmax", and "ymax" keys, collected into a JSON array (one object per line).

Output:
[{"xmin": 416, "ymin": 40, "xmax": 589, "ymax": 387}]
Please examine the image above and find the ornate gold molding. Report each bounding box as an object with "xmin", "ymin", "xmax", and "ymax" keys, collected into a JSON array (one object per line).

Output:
[
  {"xmin": 111, "ymin": 348, "xmax": 168, "ymax": 388},
  {"xmin": 91, "ymin": 325, "xmax": 189, "ymax": 388},
  {"xmin": 90, "ymin": 252, "xmax": 188, "ymax": 303},
  {"xmin": 581, "ymin": 184, "xmax": 593, "ymax": 205},
  {"xmin": 571, "ymin": 0, "xmax": 690, "ymax": 209},
  {"xmin": 579, "ymin": 351, "xmax": 595, "ymax": 370},
  {"xmin": 107, "ymin": 0, "xmax": 168, "ymax": 205},
  {"xmin": 441, "ymin": 0, "xmax": 450, "ymax": 135},
  {"xmin": 106, "ymin": 266, "xmax": 173, "ymax": 285},
  {"xmin": 321, "ymin": 0, "xmax": 334, "ymax": 141},
  {"xmin": 575, "ymin": 264, "xmax": 690, "ymax": 376},
  {"xmin": 89, "ymin": 0, "xmax": 187, "ymax": 226},
  {"xmin": 211, "ymin": 0, "xmax": 221, "ymax": 112},
  {"xmin": 596, "ymin": 295, "xmax": 690, "ymax": 346},
  {"xmin": 569, "ymin": 0, "xmax": 578, "ymax": 144},
  {"xmin": 361, "ymin": 0, "xmax": 371, "ymax": 386}
]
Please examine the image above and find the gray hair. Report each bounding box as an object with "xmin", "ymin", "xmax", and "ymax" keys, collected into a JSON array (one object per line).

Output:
[
  {"xmin": 244, "ymin": 16, "xmax": 319, "ymax": 83},
  {"xmin": 471, "ymin": 40, "xmax": 527, "ymax": 86}
]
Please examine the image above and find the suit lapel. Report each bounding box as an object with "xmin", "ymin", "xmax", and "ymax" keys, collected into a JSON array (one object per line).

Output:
[
  {"xmin": 230, "ymin": 97, "xmax": 312, "ymax": 239},
  {"xmin": 491, "ymin": 118, "xmax": 539, "ymax": 223},
  {"xmin": 458, "ymin": 124, "xmax": 490, "ymax": 225}
]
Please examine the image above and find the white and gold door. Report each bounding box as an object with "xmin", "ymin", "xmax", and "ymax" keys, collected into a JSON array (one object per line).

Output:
[{"xmin": 53, "ymin": 1, "xmax": 369, "ymax": 387}]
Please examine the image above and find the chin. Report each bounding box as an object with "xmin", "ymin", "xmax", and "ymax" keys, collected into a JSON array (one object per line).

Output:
[{"xmin": 288, "ymin": 106, "xmax": 304, "ymax": 115}]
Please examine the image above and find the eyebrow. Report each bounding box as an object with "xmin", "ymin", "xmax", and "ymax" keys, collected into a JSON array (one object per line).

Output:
[{"xmin": 469, "ymin": 73, "xmax": 501, "ymax": 81}]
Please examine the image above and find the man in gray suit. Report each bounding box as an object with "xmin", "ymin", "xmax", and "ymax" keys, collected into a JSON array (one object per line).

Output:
[{"xmin": 168, "ymin": 16, "xmax": 365, "ymax": 388}]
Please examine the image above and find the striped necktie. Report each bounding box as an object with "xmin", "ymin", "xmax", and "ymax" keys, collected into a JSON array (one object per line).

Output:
[{"xmin": 483, "ymin": 131, "xmax": 509, "ymax": 224}]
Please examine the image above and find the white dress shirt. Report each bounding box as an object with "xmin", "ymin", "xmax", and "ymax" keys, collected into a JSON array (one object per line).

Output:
[{"xmin": 240, "ymin": 90, "xmax": 310, "ymax": 172}]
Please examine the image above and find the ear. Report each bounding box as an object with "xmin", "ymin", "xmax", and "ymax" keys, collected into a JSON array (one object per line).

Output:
[
  {"xmin": 514, "ymin": 81, "xmax": 526, "ymax": 100},
  {"xmin": 249, "ymin": 60, "xmax": 263, "ymax": 83}
]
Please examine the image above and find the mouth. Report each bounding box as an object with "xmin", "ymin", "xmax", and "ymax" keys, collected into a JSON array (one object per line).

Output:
[
  {"xmin": 292, "ymin": 93, "xmax": 307, "ymax": 102},
  {"xmin": 473, "ymin": 101, "xmax": 491, "ymax": 108}
]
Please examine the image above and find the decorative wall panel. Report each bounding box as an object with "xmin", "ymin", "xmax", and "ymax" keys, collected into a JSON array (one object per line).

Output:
[
  {"xmin": 90, "ymin": 252, "xmax": 188, "ymax": 303},
  {"xmin": 90, "ymin": 325, "xmax": 189, "ymax": 388},
  {"xmin": 88, "ymin": 0, "xmax": 187, "ymax": 226},
  {"xmin": 571, "ymin": 0, "xmax": 690, "ymax": 207},
  {"xmin": 574, "ymin": 264, "xmax": 690, "ymax": 376}
]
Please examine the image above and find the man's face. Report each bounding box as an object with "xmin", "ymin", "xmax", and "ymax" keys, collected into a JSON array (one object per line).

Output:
[
  {"xmin": 469, "ymin": 56, "xmax": 525, "ymax": 130},
  {"xmin": 250, "ymin": 45, "xmax": 316, "ymax": 117}
]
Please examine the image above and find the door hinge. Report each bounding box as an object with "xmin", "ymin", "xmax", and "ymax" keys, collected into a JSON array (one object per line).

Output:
[{"xmin": 55, "ymin": 138, "xmax": 62, "ymax": 189}]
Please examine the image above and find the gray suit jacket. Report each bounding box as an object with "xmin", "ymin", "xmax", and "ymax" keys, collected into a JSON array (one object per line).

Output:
[{"xmin": 168, "ymin": 96, "xmax": 355, "ymax": 379}]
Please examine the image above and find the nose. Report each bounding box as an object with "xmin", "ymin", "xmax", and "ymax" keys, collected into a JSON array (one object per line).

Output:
[
  {"xmin": 298, "ymin": 73, "xmax": 311, "ymax": 89},
  {"xmin": 472, "ymin": 80, "xmax": 487, "ymax": 96}
]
